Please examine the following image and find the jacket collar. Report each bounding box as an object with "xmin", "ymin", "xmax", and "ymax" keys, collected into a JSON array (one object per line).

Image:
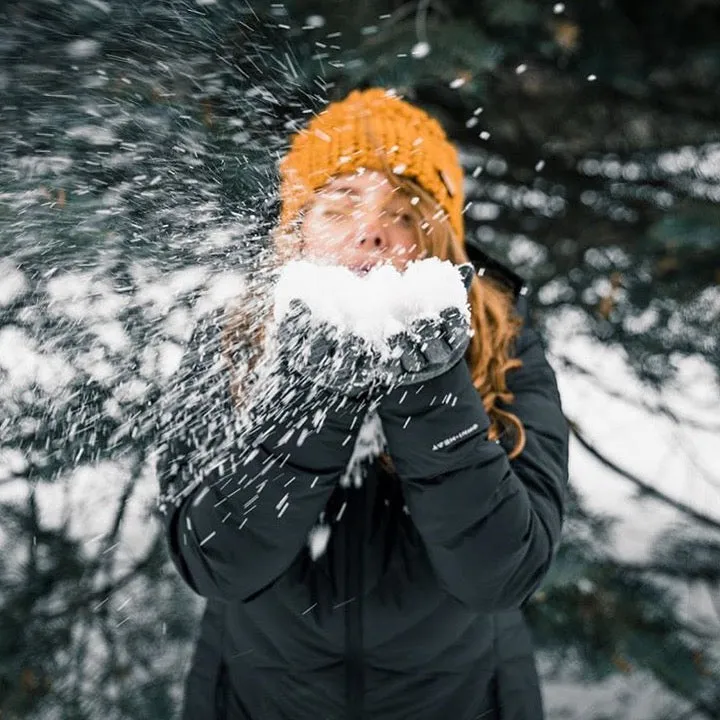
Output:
[{"xmin": 464, "ymin": 242, "xmax": 529, "ymax": 301}]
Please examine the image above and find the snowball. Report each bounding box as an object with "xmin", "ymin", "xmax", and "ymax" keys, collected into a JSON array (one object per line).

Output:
[{"xmin": 272, "ymin": 257, "xmax": 471, "ymax": 355}]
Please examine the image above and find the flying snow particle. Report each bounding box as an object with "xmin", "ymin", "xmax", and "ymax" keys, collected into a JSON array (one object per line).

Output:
[
  {"xmin": 411, "ymin": 42, "xmax": 431, "ymax": 59},
  {"xmin": 305, "ymin": 15, "xmax": 326, "ymax": 28},
  {"xmin": 66, "ymin": 39, "xmax": 101, "ymax": 59},
  {"xmin": 0, "ymin": 261, "xmax": 28, "ymax": 306},
  {"xmin": 339, "ymin": 411, "xmax": 387, "ymax": 489},
  {"xmin": 65, "ymin": 125, "xmax": 118, "ymax": 146},
  {"xmin": 81, "ymin": 0, "xmax": 110, "ymax": 13},
  {"xmin": 308, "ymin": 524, "xmax": 331, "ymax": 560}
]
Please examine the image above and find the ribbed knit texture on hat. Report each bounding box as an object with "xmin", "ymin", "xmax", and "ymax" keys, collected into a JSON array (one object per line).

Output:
[{"xmin": 278, "ymin": 87, "xmax": 465, "ymax": 243}]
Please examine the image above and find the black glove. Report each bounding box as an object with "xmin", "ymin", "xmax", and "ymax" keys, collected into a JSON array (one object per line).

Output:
[
  {"xmin": 275, "ymin": 298, "xmax": 380, "ymax": 399},
  {"xmin": 377, "ymin": 262, "xmax": 475, "ymax": 388}
]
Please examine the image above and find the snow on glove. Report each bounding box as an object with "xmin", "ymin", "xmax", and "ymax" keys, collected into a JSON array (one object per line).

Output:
[
  {"xmin": 378, "ymin": 262, "xmax": 475, "ymax": 388},
  {"xmin": 276, "ymin": 298, "xmax": 380, "ymax": 399}
]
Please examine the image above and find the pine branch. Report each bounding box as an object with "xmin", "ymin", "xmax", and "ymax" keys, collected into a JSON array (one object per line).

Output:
[
  {"xmin": 613, "ymin": 558, "xmax": 720, "ymax": 585},
  {"xmin": 557, "ymin": 355, "xmax": 720, "ymax": 435},
  {"xmin": 29, "ymin": 533, "xmax": 167, "ymax": 623},
  {"xmin": 708, "ymin": 582, "xmax": 720, "ymax": 628},
  {"xmin": 568, "ymin": 420, "xmax": 720, "ymax": 533}
]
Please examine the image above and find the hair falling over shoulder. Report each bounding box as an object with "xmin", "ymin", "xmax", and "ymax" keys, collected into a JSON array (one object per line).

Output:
[{"xmin": 220, "ymin": 175, "xmax": 527, "ymax": 462}]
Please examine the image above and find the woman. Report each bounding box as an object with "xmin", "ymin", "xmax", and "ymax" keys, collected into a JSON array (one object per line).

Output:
[{"xmin": 154, "ymin": 87, "xmax": 569, "ymax": 720}]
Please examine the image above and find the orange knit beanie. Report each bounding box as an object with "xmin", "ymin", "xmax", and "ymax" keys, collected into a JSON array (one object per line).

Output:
[{"xmin": 278, "ymin": 87, "xmax": 465, "ymax": 243}]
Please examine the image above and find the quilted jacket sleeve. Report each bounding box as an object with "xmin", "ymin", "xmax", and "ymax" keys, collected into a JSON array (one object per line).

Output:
[
  {"xmin": 152, "ymin": 309, "xmax": 368, "ymax": 602},
  {"xmin": 378, "ymin": 295, "xmax": 569, "ymax": 612}
]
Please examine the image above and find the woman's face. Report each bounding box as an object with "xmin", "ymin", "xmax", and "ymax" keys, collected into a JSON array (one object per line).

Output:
[{"xmin": 298, "ymin": 170, "xmax": 425, "ymax": 274}]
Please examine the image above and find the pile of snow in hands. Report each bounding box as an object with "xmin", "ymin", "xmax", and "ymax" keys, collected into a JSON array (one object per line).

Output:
[
  {"xmin": 246, "ymin": 258, "xmax": 475, "ymax": 562},
  {"xmin": 272, "ymin": 257, "xmax": 472, "ymax": 354}
]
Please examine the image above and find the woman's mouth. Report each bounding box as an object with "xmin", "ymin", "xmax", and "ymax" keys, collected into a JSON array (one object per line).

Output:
[{"xmin": 349, "ymin": 263, "xmax": 374, "ymax": 276}]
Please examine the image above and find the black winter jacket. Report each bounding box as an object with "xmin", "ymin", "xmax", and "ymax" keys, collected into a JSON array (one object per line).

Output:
[{"xmin": 154, "ymin": 246, "xmax": 570, "ymax": 720}]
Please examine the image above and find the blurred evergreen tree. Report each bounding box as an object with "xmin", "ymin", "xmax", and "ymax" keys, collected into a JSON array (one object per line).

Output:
[{"xmin": 0, "ymin": 0, "xmax": 718, "ymax": 718}]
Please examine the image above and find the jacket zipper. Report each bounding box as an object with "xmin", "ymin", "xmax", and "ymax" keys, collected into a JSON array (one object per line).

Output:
[
  {"xmin": 345, "ymin": 484, "xmax": 365, "ymax": 720},
  {"xmin": 215, "ymin": 661, "xmax": 228, "ymax": 719}
]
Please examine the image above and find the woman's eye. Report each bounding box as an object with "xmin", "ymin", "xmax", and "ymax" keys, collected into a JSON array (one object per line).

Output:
[
  {"xmin": 394, "ymin": 211, "xmax": 414, "ymax": 226},
  {"xmin": 322, "ymin": 208, "xmax": 347, "ymax": 219}
]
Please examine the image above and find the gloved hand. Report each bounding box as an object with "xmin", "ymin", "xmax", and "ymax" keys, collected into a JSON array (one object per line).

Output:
[
  {"xmin": 377, "ymin": 262, "xmax": 475, "ymax": 388},
  {"xmin": 275, "ymin": 298, "xmax": 380, "ymax": 399}
]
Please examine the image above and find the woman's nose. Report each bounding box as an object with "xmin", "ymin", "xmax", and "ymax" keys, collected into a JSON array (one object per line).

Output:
[{"xmin": 356, "ymin": 220, "xmax": 388, "ymax": 252}]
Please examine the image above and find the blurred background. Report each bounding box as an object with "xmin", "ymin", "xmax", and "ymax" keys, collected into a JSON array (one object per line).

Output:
[{"xmin": 1, "ymin": 0, "xmax": 719, "ymax": 718}]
